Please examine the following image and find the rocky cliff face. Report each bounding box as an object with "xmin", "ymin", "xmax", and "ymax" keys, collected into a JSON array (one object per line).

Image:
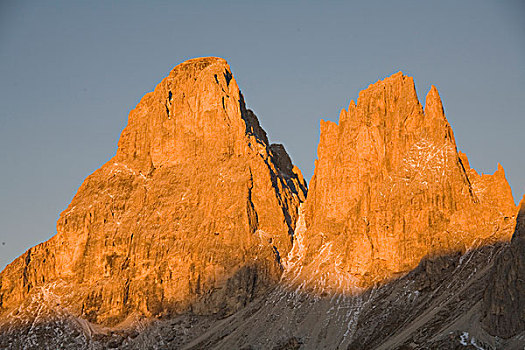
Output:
[
  {"xmin": 0, "ymin": 63, "xmax": 522, "ymax": 350},
  {"xmin": 290, "ymin": 72, "xmax": 515, "ymax": 291},
  {"xmin": 0, "ymin": 57, "xmax": 307, "ymax": 325}
]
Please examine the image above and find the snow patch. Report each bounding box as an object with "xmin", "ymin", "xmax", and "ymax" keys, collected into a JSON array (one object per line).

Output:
[
  {"xmin": 459, "ymin": 331, "xmax": 485, "ymax": 349},
  {"xmin": 281, "ymin": 204, "xmax": 362, "ymax": 295}
]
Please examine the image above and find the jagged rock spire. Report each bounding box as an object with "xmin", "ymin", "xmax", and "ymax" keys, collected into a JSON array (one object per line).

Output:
[{"xmin": 292, "ymin": 72, "xmax": 515, "ymax": 292}]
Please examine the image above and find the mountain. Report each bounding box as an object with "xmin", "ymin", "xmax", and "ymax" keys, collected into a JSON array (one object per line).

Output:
[
  {"xmin": 0, "ymin": 57, "xmax": 306, "ymax": 325},
  {"xmin": 0, "ymin": 58, "xmax": 522, "ymax": 349},
  {"xmin": 290, "ymin": 72, "xmax": 516, "ymax": 292}
]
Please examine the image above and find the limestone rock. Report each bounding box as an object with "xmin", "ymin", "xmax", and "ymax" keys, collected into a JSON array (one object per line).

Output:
[
  {"xmin": 290, "ymin": 72, "xmax": 516, "ymax": 291},
  {"xmin": 0, "ymin": 64, "xmax": 521, "ymax": 350},
  {"xmin": 482, "ymin": 195, "xmax": 525, "ymax": 338},
  {"xmin": 0, "ymin": 57, "xmax": 307, "ymax": 325}
]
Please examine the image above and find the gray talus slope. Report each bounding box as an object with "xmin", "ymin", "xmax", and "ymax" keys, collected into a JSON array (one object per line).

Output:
[
  {"xmin": 181, "ymin": 219, "xmax": 523, "ymax": 349},
  {"xmin": 2, "ymin": 238, "xmax": 523, "ymax": 349}
]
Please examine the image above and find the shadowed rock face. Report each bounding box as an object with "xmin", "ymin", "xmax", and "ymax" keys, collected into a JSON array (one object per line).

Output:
[
  {"xmin": 482, "ymin": 195, "xmax": 525, "ymax": 338},
  {"xmin": 295, "ymin": 72, "xmax": 515, "ymax": 291},
  {"xmin": 0, "ymin": 57, "xmax": 307, "ymax": 325}
]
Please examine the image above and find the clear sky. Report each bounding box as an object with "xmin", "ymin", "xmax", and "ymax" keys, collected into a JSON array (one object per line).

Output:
[{"xmin": 1, "ymin": 0, "xmax": 524, "ymax": 270}]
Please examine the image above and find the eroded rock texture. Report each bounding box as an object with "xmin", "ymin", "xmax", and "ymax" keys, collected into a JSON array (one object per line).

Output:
[
  {"xmin": 0, "ymin": 57, "xmax": 307, "ymax": 325},
  {"xmin": 291, "ymin": 72, "xmax": 515, "ymax": 291}
]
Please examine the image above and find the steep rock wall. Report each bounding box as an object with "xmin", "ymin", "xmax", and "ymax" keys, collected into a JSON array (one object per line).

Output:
[
  {"xmin": 288, "ymin": 72, "xmax": 515, "ymax": 291},
  {"xmin": 0, "ymin": 57, "xmax": 307, "ymax": 325}
]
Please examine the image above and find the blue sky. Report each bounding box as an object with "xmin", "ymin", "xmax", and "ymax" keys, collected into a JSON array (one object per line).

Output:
[{"xmin": 1, "ymin": 0, "xmax": 524, "ymax": 269}]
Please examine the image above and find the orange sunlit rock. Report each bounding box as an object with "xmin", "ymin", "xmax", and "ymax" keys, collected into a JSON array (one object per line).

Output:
[
  {"xmin": 286, "ymin": 72, "xmax": 516, "ymax": 292},
  {"xmin": 0, "ymin": 65, "xmax": 519, "ymax": 347},
  {"xmin": 0, "ymin": 57, "xmax": 306, "ymax": 325}
]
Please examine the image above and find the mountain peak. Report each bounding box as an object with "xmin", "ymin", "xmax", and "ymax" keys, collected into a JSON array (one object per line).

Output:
[
  {"xmin": 298, "ymin": 73, "xmax": 515, "ymax": 291},
  {"xmin": 425, "ymin": 85, "xmax": 443, "ymax": 115},
  {"xmin": 116, "ymin": 56, "xmax": 248, "ymax": 169},
  {"xmin": 0, "ymin": 57, "xmax": 307, "ymax": 325},
  {"xmin": 358, "ymin": 71, "xmax": 418, "ymax": 103},
  {"xmin": 166, "ymin": 56, "xmax": 232, "ymax": 84}
]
